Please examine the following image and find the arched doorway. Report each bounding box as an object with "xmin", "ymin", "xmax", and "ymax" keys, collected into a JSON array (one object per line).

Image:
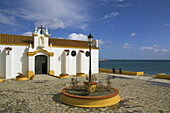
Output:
[{"xmin": 35, "ymin": 55, "xmax": 48, "ymax": 74}]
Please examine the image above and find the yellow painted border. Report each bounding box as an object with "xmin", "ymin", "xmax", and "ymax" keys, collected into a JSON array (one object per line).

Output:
[
  {"xmin": 61, "ymin": 86, "xmax": 120, "ymax": 107},
  {"xmin": 0, "ymin": 43, "xmax": 99, "ymax": 50},
  {"xmin": 60, "ymin": 73, "xmax": 69, "ymax": 78},
  {"xmin": 0, "ymin": 43, "xmax": 29, "ymax": 46},
  {"xmin": 16, "ymin": 76, "xmax": 29, "ymax": 81},
  {"xmin": 49, "ymin": 70, "xmax": 54, "ymax": 75},
  {"xmin": 39, "ymin": 36, "xmax": 45, "ymax": 46},
  {"xmin": 0, "ymin": 77, "xmax": 3, "ymax": 82},
  {"xmin": 28, "ymin": 71, "xmax": 34, "ymax": 78},
  {"xmin": 52, "ymin": 45, "xmax": 99, "ymax": 50},
  {"xmin": 32, "ymin": 33, "xmax": 38, "ymax": 36},
  {"xmin": 27, "ymin": 49, "xmax": 54, "ymax": 56},
  {"xmin": 156, "ymin": 73, "xmax": 170, "ymax": 79},
  {"xmin": 99, "ymin": 68, "xmax": 144, "ymax": 76},
  {"xmin": 61, "ymin": 94, "xmax": 120, "ymax": 108},
  {"xmin": 76, "ymin": 73, "xmax": 85, "ymax": 77}
]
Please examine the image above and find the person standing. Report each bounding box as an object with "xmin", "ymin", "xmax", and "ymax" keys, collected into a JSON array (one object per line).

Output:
[
  {"xmin": 112, "ymin": 66, "xmax": 115, "ymax": 73},
  {"xmin": 119, "ymin": 67, "xmax": 122, "ymax": 74}
]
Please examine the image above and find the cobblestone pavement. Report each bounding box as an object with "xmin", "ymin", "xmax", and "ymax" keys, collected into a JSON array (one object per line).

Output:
[
  {"xmin": 34, "ymin": 74, "xmax": 59, "ymax": 80},
  {"xmin": 0, "ymin": 73, "xmax": 170, "ymax": 113}
]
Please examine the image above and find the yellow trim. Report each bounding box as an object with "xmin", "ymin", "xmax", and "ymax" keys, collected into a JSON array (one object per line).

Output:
[
  {"xmin": 39, "ymin": 36, "xmax": 45, "ymax": 46},
  {"xmin": 0, "ymin": 78, "xmax": 3, "ymax": 82},
  {"xmin": 45, "ymin": 35, "xmax": 50, "ymax": 37},
  {"xmin": 27, "ymin": 49, "xmax": 54, "ymax": 56},
  {"xmin": 156, "ymin": 73, "xmax": 170, "ymax": 80},
  {"xmin": 0, "ymin": 43, "xmax": 29, "ymax": 46},
  {"xmin": 28, "ymin": 71, "xmax": 34, "ymax": 78},
  {"xmin": 60, "ymin": 73, "xmax": 69, "ymax": 78},
  {"xmin": 99, "ymin": 68, "xmax": 144, "ymax": 76},
  {"xmin": 0, "ymin": 43, "xmax": 99, "ymax": 50},
  {"xmin": 16, "ymin": 77, "xmax": 29, "ymax": 81},
  {"xmin": 49, "ymin": 70, "xmax": 54, "ymax": 75},
  {"xmin": 76, "ymin": 73, "xmax": 85, "ymax": 77},
  {"xmin": 32, "ymin": 33, "xmax": 38, "ymax": 36},
  {"xmin": 52, "ymin": 45, "xmax": 99, "ymax": 50},
  {"xmin": 61, "ymin": 94, "xmax": 120, "ymax": 108}
]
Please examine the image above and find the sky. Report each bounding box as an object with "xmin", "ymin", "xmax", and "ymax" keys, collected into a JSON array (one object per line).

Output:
[{"xmin": 0, "ymin": 0, "xmax": 170, "ymax": 60}]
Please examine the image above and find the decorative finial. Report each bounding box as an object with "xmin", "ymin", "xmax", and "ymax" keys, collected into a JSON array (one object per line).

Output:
[
  {"xmin": 50, "ymin": 43, "xmax": 52, "ymax": 48},
  {"xmin": 29, "ymin": 43, "xmax": 32, "ymax": 48},
  {"xmin": 35, "ymin": 26, "xmax": 37, "ymax": 33},
  {"xmin": 46, "ymin": 28, "xmax": 48, "ymax": 34}
]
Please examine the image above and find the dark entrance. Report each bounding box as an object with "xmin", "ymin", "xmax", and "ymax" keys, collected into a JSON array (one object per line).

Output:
[{"xmin": 35, "ymin": 55, "xmax": 48, "ymax": 74}]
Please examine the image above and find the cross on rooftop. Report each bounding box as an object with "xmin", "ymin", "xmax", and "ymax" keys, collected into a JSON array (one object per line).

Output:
[{"xmin": 38, "ymin": 25, "xmax": 45, "ymax": 34}]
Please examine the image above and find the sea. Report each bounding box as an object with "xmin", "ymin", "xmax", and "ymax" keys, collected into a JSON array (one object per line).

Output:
[{"xmin": 99, "ymin": 60, "xmax": 170, "ymax": 75}]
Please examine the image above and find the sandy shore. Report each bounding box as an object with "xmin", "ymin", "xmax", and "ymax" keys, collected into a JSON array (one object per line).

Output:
[{"xmin": 0, "ymin": 73, "xmax": 170, "ymax": 113}]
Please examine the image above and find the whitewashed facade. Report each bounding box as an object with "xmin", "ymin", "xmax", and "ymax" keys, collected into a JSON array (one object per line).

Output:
[{"xmin": 0, "ymin": 27, "xmax": 99, "ymax": 79}]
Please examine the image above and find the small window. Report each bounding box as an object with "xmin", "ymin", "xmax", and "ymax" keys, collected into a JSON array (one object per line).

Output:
[
  {"xmin": 85, "ymin": 51, "xmax": 90, "ymax": 57},
  {"xmin": 71, "ymin": 50, "xmax": 76, "ymax": 57},
  {"xmin": 40, "ymin": 37, "xmax": 44, "ymax": 46}
]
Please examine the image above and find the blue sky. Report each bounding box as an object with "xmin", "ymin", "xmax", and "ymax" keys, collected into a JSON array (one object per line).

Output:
[{"xmin": 0, "ymin": 0, "xmax": 170, "ymax": 60}]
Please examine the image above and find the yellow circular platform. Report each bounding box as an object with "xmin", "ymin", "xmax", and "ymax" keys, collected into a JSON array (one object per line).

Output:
[{"xmin": 61, "ymin": 85, "xmax": 120, "ymax": 108}]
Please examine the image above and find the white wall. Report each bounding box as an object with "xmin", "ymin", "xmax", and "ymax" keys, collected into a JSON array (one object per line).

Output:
[
  {"xmin": 52, "ymin": 48, "xmax": 99, "ymax": 76},
  {"xmin": 0, "ymin": 44, "xmax": 99, "ymax": 79},
  {"xmin": 0, "ymin": 45, "xmax": 28, "ymax": 79},
  {"xmin": 0, "ymin": 46, "xmax": 6, "ymax": 78}
]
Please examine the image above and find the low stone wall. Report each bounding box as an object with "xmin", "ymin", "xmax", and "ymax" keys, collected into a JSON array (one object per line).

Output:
[
  {"xmin": 99, "ymin": 68, "xmax": 144, "ymax": 76},
  {"xmin": 156, "ymin": 73, "xmax": 170, "ymax": 80}
]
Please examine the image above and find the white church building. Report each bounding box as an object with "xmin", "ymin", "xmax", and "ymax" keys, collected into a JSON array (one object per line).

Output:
[{"xmin": 0, "ymin": 27, "xmax": 99, "ymax": 79}]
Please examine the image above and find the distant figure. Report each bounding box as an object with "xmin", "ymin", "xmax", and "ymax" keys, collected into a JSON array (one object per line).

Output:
[
  {"xmin": 112, "ymin": 67, "xmax": 115, "ymax": 73},
  {"xmin": 119, "ymin": 67, "xmax": 122, "ymax": 74}
]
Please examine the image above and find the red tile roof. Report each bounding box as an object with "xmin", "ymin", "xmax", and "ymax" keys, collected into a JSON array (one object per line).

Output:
[{"xmin": 0, "ymin": 33, "xmax": 99, "ymax": 49}]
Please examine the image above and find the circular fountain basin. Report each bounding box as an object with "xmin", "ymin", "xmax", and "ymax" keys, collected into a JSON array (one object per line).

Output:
[{"xmin": 60, "ymin": 85, "xmax": 120, "ymax": 107}]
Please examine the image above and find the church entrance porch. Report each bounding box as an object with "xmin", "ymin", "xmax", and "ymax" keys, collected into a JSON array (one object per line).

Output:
[{"xmin": 35, "ymin": 55, "xmax": 47, "ymax": 74}]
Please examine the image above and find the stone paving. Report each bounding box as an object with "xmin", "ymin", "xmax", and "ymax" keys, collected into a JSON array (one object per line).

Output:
[{"xmin": 0, "ymin": 73, "xmax": 170, "ymax": 113}]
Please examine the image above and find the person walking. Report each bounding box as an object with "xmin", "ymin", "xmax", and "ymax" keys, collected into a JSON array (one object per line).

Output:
[
  {"xmin": 112, "ymin": 66, "xmax": 115, "ymax": 73},
  {"xmin": 119, "ymin": 67, "xmax": 122, "ymax": 74}
]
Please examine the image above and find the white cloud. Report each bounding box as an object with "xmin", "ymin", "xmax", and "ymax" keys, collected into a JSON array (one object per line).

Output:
[
  {"xmin": 164, "ymin": 23, "xmax": 170, "ymax": 26},
  {"xmin": 122, "ymin": 43, "xmax": 133, "ymax": 49},
  {"xmin": 100, "ymin": 0, "xmax": 124, "ymax": 6},
  {"xmin": 67, "ymin": 33, "xmax": 88, "ymax": 41},
  {"xmin": 98, "ymin": 39, "xmax": 113, "ymax": 48},
  {"xmin": 112, "ymin": 3, "xmax": 131, "ymax": 8},
  {"xmin": 114, "ymin": 0, "xmax": 124, "ymax": 1},
  {"xmin": 35, "ymin": 19, "xmax": 65, "ymax": 29},
  {"xmin": 131, "ymin": 32, "xmax": 138, "ymax": 37},
  {"xmin": 103, "ymin": 12, "xmax": 120, "ymax": 19},
  {"xmin": 53, "ymin": 36, "xmax": 64, "ymax": 39},
  {"xmin": 139, "ymin": 45, "xmax": 169, "ymax": 53},
  {"xmin": 67, "ymin": 33, "xmax": 113, "ymax": 48},
  {"xmin": 22, "ymin": 31, "xmax": 32, "ymax": 36},
  {"xmin": 0, "ymin": 0, "xmax": 88, "ymax": 29},
  {"xmin": 0, "ymin": 12, "xmax": 17, "ymax": 25},
  {"xmin": 79, "ymin": 24, "xmax": 88, "ymax": 30},
  {"xmin": 98, "ymin": 39, "xmax": 105, "ymax": 45},
  {"xmin": 110, "ymin": 24, "xmax": 115, "ymax": 29}
]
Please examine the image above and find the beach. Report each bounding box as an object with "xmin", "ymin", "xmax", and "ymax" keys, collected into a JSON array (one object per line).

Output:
[{"xmin": 0, "ymin": 73, "xmax": 170, "ymax": 113}]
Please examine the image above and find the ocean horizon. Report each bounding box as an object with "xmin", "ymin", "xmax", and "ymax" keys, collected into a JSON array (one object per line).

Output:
[{"xmin": 99, "ymin": 60, "xmax": 170, "ymax": 75}]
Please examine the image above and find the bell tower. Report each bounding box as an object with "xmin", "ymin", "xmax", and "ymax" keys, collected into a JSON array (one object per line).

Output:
[
  {"xmin": 27, "ymin": 26, "xmax": 54, "ymax": 78},
  {"xmin": 32, "ymin": 25, "xmax": 50, "ymax": 49}
]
